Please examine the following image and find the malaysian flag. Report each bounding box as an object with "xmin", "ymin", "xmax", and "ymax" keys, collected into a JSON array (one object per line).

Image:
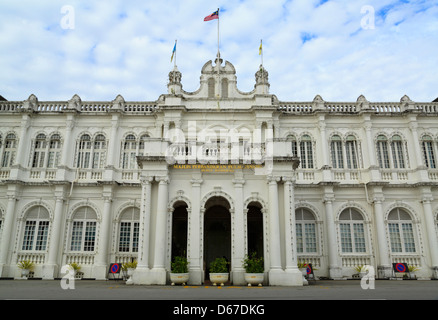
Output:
[{"xmin": 204, "ymin": 9, "xmax": 219, "ymax": 21}]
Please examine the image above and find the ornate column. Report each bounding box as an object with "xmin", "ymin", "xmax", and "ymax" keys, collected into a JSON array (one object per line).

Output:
[
  {"xmin": 232, "ymin": 176, "xmax": 246, "ymax": 285},
  {"xmin": 94, "ymin": 188, "xmax": 113, "ymax": 280},
  {"xmin": 104, "ymin": 114, "xmax": 119, "ymax": 180},
  {"xmin": 0, "ymin": 193, "xmax": 17, "ymax": 277},
  {"xmin": 189, "ymin": 178, "xmax": 203, "ymax": 284},
  {"xmin": 151, "ymin": 176, "xmax": 169, "ymax": 284},
  {"xmin": 323, "ymin": 186, "xmax": 342, "ymax": 279},
  {"xmin": 420, "ymin": 187, "xmax": 438, "ymax": 279},
  {"xmin": 283, "ymin": 177, "xmax": 297, "ymax": 270},
  {"xmin": 372, "ymin": 188, "xmax": 391, "ymax": 278},
  {"xmin": 43, "ymin": 188, "xmax": 66, "ymax": 279},
  {"xmin": 267, "ymin": 176, "xmax": 283, "ymax": 285}
]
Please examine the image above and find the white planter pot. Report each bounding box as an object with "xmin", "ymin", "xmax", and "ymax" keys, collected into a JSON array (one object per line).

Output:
[
  {"xmin": 300, "ymin": 268, "xmax": 307, "ymax": 277},
  {"xmin": 127, "ymin": 268, "xmax": 135, "ymax": 276},
  {"xmin": 170, "ymin": 273, "xmax": 189, "ymax": 285},
  {"xmin": 21, "ymin": 269, "xmax": 30, "ymax": 278},
  {"xmin": 244, "ymin": 273, "xmax": 264, "ymax": 286},
  {"xmin": 209, "ymin": 273, "xmax": 229, "ymax": 286}
]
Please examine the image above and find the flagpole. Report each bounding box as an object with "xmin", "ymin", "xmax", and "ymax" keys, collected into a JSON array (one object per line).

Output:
[
  {"xmin": 174, "ymin": 39, "xmax": 177, "ymax": 68},
  {"xmin": 217, "ymin": 8, "xmax": 220, "ymax": 59}
]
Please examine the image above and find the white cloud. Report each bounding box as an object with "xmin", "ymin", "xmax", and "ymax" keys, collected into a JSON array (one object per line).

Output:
[{"xmin": 0, "ymin": 0, "xmax": 437, "ymax": 102}]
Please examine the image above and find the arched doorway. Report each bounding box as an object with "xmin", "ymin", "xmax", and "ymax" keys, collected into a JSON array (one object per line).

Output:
[
  {"xmin": 171, "ymin": 202, "xmax": 188, "ymax": 263},
  {"xmin": 247, "ymin": 202, "xmax": 264, "ymax": 259},
  {"xmin": 203, "ymin": 196, "xmax": 231, "ymax": 280}
]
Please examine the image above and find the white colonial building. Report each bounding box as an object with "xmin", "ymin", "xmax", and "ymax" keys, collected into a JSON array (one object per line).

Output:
[{"xmin": 0, "ymin": 56, "xmax": 438, "ymax": 285}]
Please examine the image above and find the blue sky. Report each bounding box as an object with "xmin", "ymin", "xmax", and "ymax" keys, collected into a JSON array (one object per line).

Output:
[{"xmin": 1, "ymin": 0, "xmax": 437, "ymax": 102}]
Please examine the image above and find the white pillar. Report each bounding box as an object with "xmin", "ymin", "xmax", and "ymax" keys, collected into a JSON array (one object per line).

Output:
[
  {"xmin": 150, "ymin": 177, "xmax": 168, "ymax": 284},
  {"xmin": 323, "ymin": 187, "xmax": 341, "ymax": 279},
  {"xmin": 189, "ymin": 178, "xmax": 203, "ymax": 284},
  {"xmin": 420, "ymin": 189, "xmax": 438, "ymax": 278},
  {"xmin": 94, "ymin": 193, "xmax": 113, "ymax": 280},
  {"xmin": 268, "ymin": 177, "xmax": 281, "ymax": 270},
  {"xmin": 128, "ymin": 176, "xmax": 153, "ymax": 284},
  {"xmin": 0, "ymin": 194, "xmax": 17, "ymax": 277},
  {"xmin": 373, "ymin": 191, "xmax": 391, "ymax": 278},
  {"xmin": 43, "ymin": 193, "xmax": 65, "ymax": 279},
  {"xmin": 232, "ymin": 177, "xmax": 245, "ymax": 285}
]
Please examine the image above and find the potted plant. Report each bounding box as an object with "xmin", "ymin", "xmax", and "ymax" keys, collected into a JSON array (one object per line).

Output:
[
  {"xmin": 209, "ymin": 257, "xmax": 229, "ymax": 286},
  {"xmin": 17, "ymin": 260, "xmax": 35, "ymax": 279},
  {"xmin": 170, "ymin": 254, "xmax": 190, "ymax": 285},
  {"xmin": 69, "ymin": 262, "xmax": 83, "ymax": 279},
  {"xmin": 123, "ymin": 260, "xmax": 137, "ymax": 278},
  {"xmin": 243, "ymin": 252, "xmax": 264, "ymax": 286},
  {"xmin": 353, "ymin": 265, "xmax": 366, "ymax": 278},
  {"xmin": 408, "ymin": 265, "xmax": 419, "ymax": 280}
]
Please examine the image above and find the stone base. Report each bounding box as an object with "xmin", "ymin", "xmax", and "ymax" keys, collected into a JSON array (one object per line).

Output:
[
  {"xmin": 268, "ymin": 268, "xmax": 303, "ymax": 286},
  {"xmin": 127, "ymin": 267, "xmax": 167, "ymax": 285},
  {"xmin": 188, "ymin": 268, "xmax": 203, "ymax": 285},
  {"xmin": 42, "ymin": 264, "xmax": 58, "ymax": 280}
]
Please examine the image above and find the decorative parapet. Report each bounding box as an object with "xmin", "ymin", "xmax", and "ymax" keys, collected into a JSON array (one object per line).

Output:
[
  {"xmin": 278, "ymin": 95, "xmax": 438, "ymax": 115},
  {"xmin": 0, "ymin": 94, "xmax": 158, "ymax": 114}
]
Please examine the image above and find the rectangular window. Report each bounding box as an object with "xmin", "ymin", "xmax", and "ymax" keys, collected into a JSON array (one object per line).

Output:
[
  {"xmin": 304, "ymin": 223, "xmax": 316, "ymax": 253},
  {"xmin": 353, "ymin": 223, "xmax": 366, "ymax": 253},
  {"xmin": 132, "ymin": 222, "xmax": 139, "ymax": 253},
  {"xmin": 377, "ymin": 141, "xmax": 390, "ymax": 169},
  {"xmin": 119, "ymin": 222, "xmax": 131, "ymax": 252},
  {"xmin": 70, "ymin": 221, "xmax": 83, "ymax": 251},
  {"xmin": 402, "ymin": 223, "xmax": 416, "ymax": 253},
  {"xmin": 346, "ymin": 140, "xmax": 358, "ymax": 169},
  {"xmin": 35, "ymin": 221, "xmax": 50, "ymax": 251},
  {"xmin": 84, "ymin": 221, "xmax": 96, "ymax": 251},
  {"xmin": 340, "ymin": 224, "xmax": 352, "ymax": 253},
  {"xmin": 22, "ymin": 221, "xmax": 36, "ymax": 250},
  {"xmin": 388, "ymin": 223, "xmax": 402, "ymax": 252},
  {"xmin": 296, "ymin": 224, "xmax": 303, "ymax": 253}
]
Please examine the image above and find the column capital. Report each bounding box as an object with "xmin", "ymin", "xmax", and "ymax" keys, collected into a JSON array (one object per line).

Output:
[
  {"xmin": 267, "ymin": 175, "xmax": 280, "ymax": 183},
  {"xmin": 156, "ymin": 176, "xmax": 170, "ymax": 184},
  {"xmin": 190, "ymin": 178, "xmax": 203, "ymax": 186},
  {"xmin": 140, "ymin": 176, "xmax": 154, "ymax": 185},
  {"xmin": 232, "ymin": 178, "xmax": 245, "ymax": 186}
]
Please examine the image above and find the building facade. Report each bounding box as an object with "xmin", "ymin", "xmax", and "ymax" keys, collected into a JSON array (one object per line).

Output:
[{"xmin": 0, "ymin": 57, "xmax": 438, "ymax": 285}]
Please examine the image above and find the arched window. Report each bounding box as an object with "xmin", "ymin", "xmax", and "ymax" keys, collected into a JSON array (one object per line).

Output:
[
  {"xmin": 345, "ymin": 135, "xmax": 359, "ymax": 169},
  {"xmin": 118, "ymin": 207, "xmax": 140, "ymax": 253},
  {"xmin": 21, "ymin": 206, "xmax": 50, "ymax": 251},
  {"xmin": 138, "ymin": 134, "xmax": 149, "ymax": 157},
  {"xmin": 77, "ymin": 134, "xmax": 92, "ymax": 168},
  {"xmin": 47, "ymin": 134, "xmax": 61, "ymax": 168},
  {"xmin": 300, "ymin": 135, "xmax": 313, "ymax": 169},
  {"xmin": 1, "ymin": 133, "xmax": 17, "ymax": 167},
  {"xmin": 422, "ymin": 135, "xmax": 436, "ymax": 169},
  {"xmin": 339, "ymin": 208, "xmax": 366, "ymax": 253},
  {"xmin": 76, "ymin": 134, "xmax": 107, "ymax": 169},
  {"xmin": 70, "ymin": 206, "xmax": 97, "ymax": 252},
  {"xmin": 330, "ymin": 135, "xmax": 343, "ymax": 169},
  {"xmin": 295, "ymin": 208, "xmax": 317, "ymax": 253},
  {"xmin": 387, "ymin": 208, "xmax": 416, "ymax": 253},
  {"xmin": 376, "ymin": 135, "xmax": 390, "ymax": 169},
  {"xmin": 121, "ymin": 134, "xmax": 137, "ymax": 169},
  {"xmin": 31, "ymin": 134, "xmax": 47, "ymax": 168},
  {"xmin": 92, "ymin": 134, "xmax": 106, "ymax": 169},
  {"xmin": 391, "ymin": 135, "xmax": 405, "ymax": 169}
]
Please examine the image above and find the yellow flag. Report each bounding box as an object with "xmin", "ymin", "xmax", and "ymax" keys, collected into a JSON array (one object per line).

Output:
[{"xmin": 259, "ymin": 41, "xmax": 262, "ymax": 55}]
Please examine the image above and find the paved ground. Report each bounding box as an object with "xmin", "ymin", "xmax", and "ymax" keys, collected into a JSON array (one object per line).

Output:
[{"xmin": 0, "ymin": 279, "xmax": 437, "ymax": 300}]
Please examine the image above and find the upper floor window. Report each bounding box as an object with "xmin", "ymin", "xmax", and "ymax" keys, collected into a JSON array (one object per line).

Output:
[
  {"xmin": 47, "ymin": 134, "xmax": 61, "ymax": 168},
  {"xmin": 300, "ymin": 135, "xmax": 314, "ymax": 169},
  {"xmin": 1, "ymin": 133, "xmax": 17, "ymax": 167},
  {"xmin": 31, "ymin": 134, "xmax": 47, "ymax": 168},
  {"xmin": 330, "ymin": 135, "xmax": 343, "ymax": 169},
  {"xmin": 21, "ymin": 206, "xmax": 50, "ymax": 251},
  {"xmin": 76, "ymin": 134, "xmax": 107, "ymax": 169},
  {"xmin": 387, "ymin": 208, "xmax": 416, "ymax": 253},
  {"xmin": 121, "ymin": 134, "xmax": 149, "ymax": 169},
  {"xmin": 339, "ymin": 208, "xmax": 366, "ymax": 253},
  {"xmin": 377, "ymin": 135, "xmax": 407, "ymax": 169},
  {"xmin": 422, "ymin": 135, "xmax": 436, "ymax": 169},
  {"xmin": 345, "ymin": 135, "xmax": 359, "ymax": 169}
]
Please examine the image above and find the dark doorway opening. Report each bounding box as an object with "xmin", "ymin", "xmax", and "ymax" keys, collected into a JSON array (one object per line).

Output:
[
  {"xmin": 171, "ymin": 202, "xmax": 188, "ymax": 262},
  {"xmin": 247, "ymin": 203, "xmax": 264, "ymax": 259},
  {"xmin": 203, "ymin": 197, "xmax": 231, "ymax": 279}
]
